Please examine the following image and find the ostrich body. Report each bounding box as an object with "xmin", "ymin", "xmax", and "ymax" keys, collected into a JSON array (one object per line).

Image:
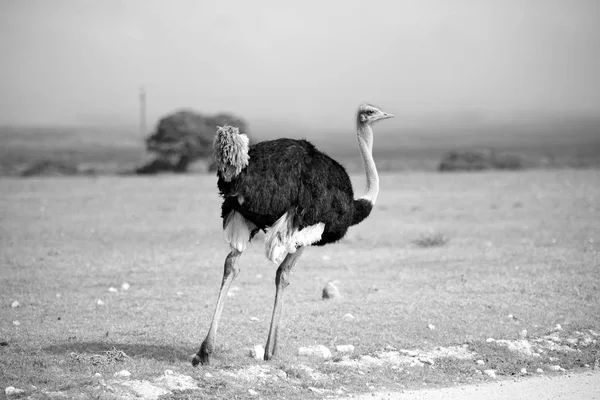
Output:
[{"xmin": 193, "ymin": 104, "xmax": 393, "ymax": 366}]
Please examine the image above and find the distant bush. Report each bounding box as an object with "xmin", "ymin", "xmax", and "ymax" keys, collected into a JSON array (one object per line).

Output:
[
  {"xmin": 21, "ymin": 160, "xmax": 79, "ymax": 177},
  {"xmin": 413, "ymin": 232, "xmax": 449, "ymax": 248},
  {"xmin": 138, "ymin": 109, "xmax": 252, "ymax": 174},
  {"xmin": 438, "ymin": 149, "xmax": 523, "ymax": 172}
]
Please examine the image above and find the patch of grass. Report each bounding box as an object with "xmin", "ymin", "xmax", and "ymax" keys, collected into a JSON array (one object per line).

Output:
[
  {"xmin": 413, "ymin": 231, "xmax": 450, "ymax": 248},
  {"xmin": 1, "ymin": 170, "xmax": 599, "ymax": 398}
]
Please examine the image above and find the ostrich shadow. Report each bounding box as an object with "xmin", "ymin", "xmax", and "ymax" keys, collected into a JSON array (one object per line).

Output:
[{"xmin": 43, "ymin": 341, "xmax": 191, "ymax": 363}]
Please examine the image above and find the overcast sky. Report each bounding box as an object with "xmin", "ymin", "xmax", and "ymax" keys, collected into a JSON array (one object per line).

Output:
[{"xmin": 1, "ymin": 0, "xmax": 599, "ymax": 132}]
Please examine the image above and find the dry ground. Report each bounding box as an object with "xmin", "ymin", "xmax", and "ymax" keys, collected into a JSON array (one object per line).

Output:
[{"xmin": 1, "ymin": 169, "xmax": 599, "ymax": 398}]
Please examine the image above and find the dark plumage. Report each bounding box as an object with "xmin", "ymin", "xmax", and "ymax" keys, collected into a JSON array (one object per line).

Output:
[
  {"xmin": 218, "ymin": 138, "xmax": 372, "ymax": 245},
  {"xmin": 193, "ymin": 104, "xmax": 393, "ymax": 367}
]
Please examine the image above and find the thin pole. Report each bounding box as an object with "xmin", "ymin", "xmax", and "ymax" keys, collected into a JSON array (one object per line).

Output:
[{"xmin": 139, "ymin": 86, "xmax": 147, "ymax": 137}]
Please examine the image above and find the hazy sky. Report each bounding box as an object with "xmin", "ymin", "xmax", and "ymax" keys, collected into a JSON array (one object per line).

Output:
[{"xmin": 1, "ymin": 0, "xmax": 599, "ymax": 132}]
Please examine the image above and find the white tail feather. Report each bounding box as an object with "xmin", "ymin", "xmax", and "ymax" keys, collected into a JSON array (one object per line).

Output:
[
  {"xmin": 223, "ymin": 212, "xmax": 254, "ymax": 252},
  {"xmin": 265, "ymin": 212, "xmax": 325, "ymax": 264}
]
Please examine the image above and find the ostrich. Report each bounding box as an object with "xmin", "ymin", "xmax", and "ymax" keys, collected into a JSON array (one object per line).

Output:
[{"xmin": 192, "ymin": 103, "xmax": 393, "ymax": 366}]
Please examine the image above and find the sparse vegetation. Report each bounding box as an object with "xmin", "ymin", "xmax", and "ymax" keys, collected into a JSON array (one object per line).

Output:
[
  {"xmin": 1, "ymin": 169, "xmax": 598, "ymax": 398},
  {"xmin": 413, "ymin": 231, "xmax": 449, "ymax": 248}
]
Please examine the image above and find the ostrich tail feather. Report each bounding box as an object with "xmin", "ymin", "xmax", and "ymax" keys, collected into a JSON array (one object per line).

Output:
[{"xmin": 213, "ymin": 125, "xmax": 250, "ymax": 181}]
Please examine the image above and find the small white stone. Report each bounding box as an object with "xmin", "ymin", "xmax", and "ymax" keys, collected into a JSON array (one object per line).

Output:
[
  {"xmin": 486, "ymin": 338, "xmax": 495, "ymax": 343},
  {"xmin": 176, "ymin": 291, "xmax": 184, "ymax": 296},
  {"xmin": 121, "ymin": 283, "xmax": 130, "ymax": 290},
  {"xmin": 250, "ymin": 317, "xmax": 259, "ymax": 322},
  {"xmin": 250, "ymin": 345, "xmax": 265, "ymax": 360},
  {"xmin": 12, "ymin": 320, "xmax": 20, "ymax": 326},
  {"xmin": 248, "ymin": 389, "xmax": 259, "ymax": 396},
  {"xmin": 343, "ymin": 313, "xmax": 355, "ymax": 322},
  {"xmin": 322, "ymin": 281, "xmax": 340, "ymax": 299},
  {"xmin": 336, "ymin": 344, "xmax": 355, "ymax": 353},
  {"xmin": 536, "ymin": 368, "xmax": 544, "ymax": 374},
  {"xmin": 56, "ymin": 293, "xmax": 62, "ymax": 298},
  {"xmin": 204, "ymin": 372, "xmax": 212, "ymax": 378},
  {"xmin": 108, "ymin": 287, "xmax": 118, "ymax": 293},
  {"xmin": 520, "ymin": 329, "xmax": 528, "ymax": 338},
  {"xmin": 554, "ymin": 324, "xmax": 563, "ymax": 331},
  {"xmin": 476, "ymin": 360, "xmax": 485, "ymax": 366},
  {"xmin": 475, "ymin": 369, "xmax": 482, "ymax": 375},
  {"xmin": 226, "ymin": 291, "xmax": 235, "ymax": 297},
  {"xmin": 96, "ymin": 299, "xmax": 105, "ymax": 306},
  {"xmin": 400, "ymin": 349, "xmax": 419, "ymax": 357},
  {"xmin": 164, "ymin": 369, "xmax": 173, "ymax": 375},
  {"xmin": 5, "ymin": 387, "xmax": 26, "ymax": 397},
  {"xmin": 507, "ymin": 314, "xmax": 515, "ymax": 319},
  {"xmin": 276, "ymin": 370, "xmax": 287, "ymax": 379},
  {"xmin": 298, "ymin": 345, "xmax": 332, "ymax": 360},
  {"xmin": 520, "ymin": 368, "xmax": 527, "ymax": 374},
  {"xmin": 419, "ymin": 357, "xmax": 435, "ymax": 365},
  {"xmin": 548, "ymin": 365, "xmax": 565, "ymax": 372},
  {"xmin": 10, "ymin": 301, "xmax": 20, "ymax": 308},
  {"xmin": 427, "ymin": 324, "xmax": 436, "ymax": 330},
  {"xmin": 114, "ymin": 370, "xmax": 131, "ymax": 378},
  {"xmin": 322, "ymin": 255, "xmax": 331, "ymax": 261},
  {"xmin": 255, "ymin": 274, "xmax": 263, "ymax": 279},
  {"xmin": 483, "ymin": 369, "xmax": 496, "ymax": 378}
]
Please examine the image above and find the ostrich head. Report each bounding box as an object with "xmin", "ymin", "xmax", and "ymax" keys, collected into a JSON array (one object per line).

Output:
[{"xmin": 357, "ymin": 104, "xmax": 394, "ymax": 125}]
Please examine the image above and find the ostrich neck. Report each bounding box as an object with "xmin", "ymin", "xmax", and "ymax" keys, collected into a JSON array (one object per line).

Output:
[{"xmin": 357, "ymin": 123, "xmax": 379, "ymax": 204}]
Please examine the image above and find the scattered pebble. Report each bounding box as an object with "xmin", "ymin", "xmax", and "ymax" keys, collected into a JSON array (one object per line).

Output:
[
  {"xmin": 343, "ymin": 313, "xmax": 355, "ymax": 322},
  {"xmin": 226, "ymin": 291, "xmax": 235, "ymax": 297},
  {"xmin": 204, "ymin": 372, "xmax": 213, "ymax": 378},
  {"xmin": 164, "ymin": 369, "xmax": 173, "ymax": 375},
  {"xmin": 250, "ymin": 345, "xmax": 265, "ymax": 360},
  {"xmin": 276, "ymin": 370, "xmax": 287, "ymax": 379},
  {"xmin": 548, "ymin": 365, "xmax": 565, "ymax": 372},
  {"xmin": 249, "ymin": 317, "xmax": 259, "ymax": 322},
  {"xmin": 385, "ymin": 345, "xmax": 397, "ymax": 351},
  {"xmin": 96, "ymin": 299, "xmax": 105, "ymax": 306},
  {"xmin": 255, "ymin": 274, "xmax": 263, "ymax": 279},
  {"xmin": 554, "ymin": 324, "xmax": 563, "ymax": 331},
  {"xmin": 476, "ymin": 360, "xmax": 485, "ymax": 366},
  {"xmin": 520, "ymin": 329, "xmax": 528, "ymax": 338},
  {"xmin": 507, "ymin": 314, "xmax": 517, "ymax": 320},
  {"xmin": 248, "ymin": 389, "xmax": 258, "ymax": 396},
  {"xmin": 114, "ymin": 370, "xmax": 131, "ymax": 378},
  {"xmin": 322, "ymin": 281, "xmax": 340, "ymax": 299},
  {"xmin": 10, "ymin": 301, "xmax": 20, "ymax": 308},
  {"xmin": 5, "ymin": 387, "xmax": 26, "ymax": 397},
  {"xmin": 536, "ymin": 368, "xmax": 544, "ymax": 374},
  {"xmin": 520, "ymin": 368, "xmax": 527, "ymax": 374},
  {"xmin": 486, "ymin": 338, "xmax": 495, "ymax": 343},
  {"xmin": 176, "ymin": 291, "xmax": 184, "ymax": 296},
  {"xmin": 108, "ymin": 287, "xmax": 118, "ymax": 293},
  {"xmin": 427, "ymin": 324, "xmax": 436, "ymax": 330},
  {"xmin": 298, "ymin": 345, "xmax": 331, "ymax": 360},
  {"xmin": 56, "ymin": 293, "xmax": 62, "ymax": 298},
  {"xmin": 121, "ymin": 282, "xmax": 130, "ymax": 290},
  {"xmin": 12, "ymin": 321, "xmax": 20, "ymax": 326},
  {"xmin": 336, "ymin": 345, "xmax": 355, "ymax": 353},
  {"xmin": 322, "ymin": 255, "xmax": 331, "ymax": 261},
  {"xmin": 483, "ymin": 369, "xmax": 497, "ymax": 378}
]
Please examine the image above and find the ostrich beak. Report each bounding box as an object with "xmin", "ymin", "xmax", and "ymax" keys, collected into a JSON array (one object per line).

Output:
[{"xmin": 380, "ymin": 112, "xmax": 394, "ymax": 120}]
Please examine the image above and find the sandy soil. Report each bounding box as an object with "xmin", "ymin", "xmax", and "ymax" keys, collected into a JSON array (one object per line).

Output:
[{"xmin": 345, "ymin": 370, "xmax": 600, "ymax": 400}]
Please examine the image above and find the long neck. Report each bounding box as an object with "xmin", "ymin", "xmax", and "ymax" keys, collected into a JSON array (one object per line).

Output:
[{"xmin": 357, "ymin": 123, "xmax": 379, "ymax": 204}]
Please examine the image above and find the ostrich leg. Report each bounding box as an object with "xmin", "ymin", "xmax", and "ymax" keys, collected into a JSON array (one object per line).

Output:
[
  {"xmin": 192, "ymin": 249, "xmax": 242, "ymax": 366},
  {"xmin": 264, "ymin": 247, "xmax": 305, "ymax": 360}
]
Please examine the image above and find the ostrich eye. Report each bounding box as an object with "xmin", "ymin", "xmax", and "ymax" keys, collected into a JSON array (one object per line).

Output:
[{"xmin": 365, "ymin": 110, "xmax": 374, "ymax": 115}]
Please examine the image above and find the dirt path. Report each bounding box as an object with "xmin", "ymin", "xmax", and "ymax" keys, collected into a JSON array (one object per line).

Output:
[{"xmin": 344, "ymin": 370, "xmax": 600, "ymax": 400}]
